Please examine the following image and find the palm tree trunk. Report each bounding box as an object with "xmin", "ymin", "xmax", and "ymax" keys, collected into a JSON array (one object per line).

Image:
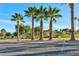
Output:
[
  {"xmin": 49, "ymin": 17, "xmax": 52, "ymax": 40},
  {"xmin": 32, "ymin": 17, "xmax": 34, "ymax": 40},
  {"xmin": 70, "ymin": 3, "xmax": 75, "ymax": 40},
  {"xmin": 39, "ymin": 16, "xmax": 43, "ymax": 40},
  {"xmin": 17, "ymin": 21, "xmax": 19, "ymax": 41}
]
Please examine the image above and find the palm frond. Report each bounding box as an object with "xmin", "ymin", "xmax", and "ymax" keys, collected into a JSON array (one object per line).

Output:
[
  {"xmin": 49, "ymin": 6, "xmax": 52, "ymax": 13},
  {"xmin": 53, "ymin": 8, "xmax": 60, "ymax": 14},
  {"xmin": 12, "ymin": 15, "xmax": 16, "ymax": 18},
  {"xmin": 24, "ymin": 10, "xmax": 29, "ymax": 14},
  {"xmin": 44, "ymin": 11, "xmax": 49, "ymax": 21},
  {"xmin": 74, "ymin": 17, "xmax": 79, "ymax": 21},
  {"xmin": 53, "ymin": 18, "xmax": 57, "ymax": 23},
  {"xmin": 21, "ymin": 20, "xmax": 25, "ymax": 23},
  {"xmin": 74, "ymin": 17, "xmax": 77, "ymax": 20},
  {"xmin": 54, "ymin": 14, "xmax": 62, "ymax": 18},
  {"xmin": 11, "ymin": 19, "xmax": 16, "ymax": 21},
  {"xmin": 69, "ymin": 3, "xmax": 74, "ymax": 8},
  {"xmin": 11, "ymin": 13, "xmax": 24, "ymax": 23}
]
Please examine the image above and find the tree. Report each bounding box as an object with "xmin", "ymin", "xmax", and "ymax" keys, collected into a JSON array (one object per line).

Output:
[
  {"xmin": 13, "ymin": 32, "xmax": 17, "ymax": 36},
  {"xmin": 5, "ymin": 32, "xmax": 12, "ymax": 39},
  {"xmin": 36, "ymin": 6, "xmax": 47, "ymax": 40},
  {"xmin": 11, "ymin": 13, "xmax": 24, "ymax": 41},
  {"xmin": 0, "ymin": 33, "xmax": 3, "ymax": 36},
  {"xmin": 15, "ymin": 24, "xmax": 31, "ymax": 38},
  {"xmin": 6, "ymin": 32, "xmax": 12, "ymax": 36},
  {"xmin": 48, "ymin": 6, "xmax": 62, "ymax": 40},
  {"xmin": 24, "ymin": 7, "xmax": 37, "ymax": 40},
  {"xmin": 0, "ymin": 32, "xmax": 4, "ymax": 39},
  {"xmin": 69, "ymin": 3, "xmax": 75, "ymax": 40},
  {"xmin": 0, "ymin": 28, "xmax": 6, "ymax": 38},
  {"xmin": 34, "ymin": 26, "xmax": 40, "ymax": 37},
  {"xmin": 15, "ymin": 24, "xmax": 25, "ymax": 35},
  {"xmin": 24, "ymin": 25, "xmax": 31, "ymax": 34},
  {"xmin": 63, "ymin": 3, "xmax": 75, "ymax": 40}
]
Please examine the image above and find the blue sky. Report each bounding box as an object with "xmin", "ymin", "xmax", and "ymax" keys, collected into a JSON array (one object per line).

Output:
[{"xmin": 0, "ymin": 3, "xmax": 79, "ymax": 33}]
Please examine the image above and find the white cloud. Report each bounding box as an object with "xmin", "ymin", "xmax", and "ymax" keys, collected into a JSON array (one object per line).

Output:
[
  {"xmin": 0, "ymin": 19, "xmax": 16, "ymax": 25},
  {"xmin": 54, "ymin": 25, "xmax": 68, "ymax": 29}
]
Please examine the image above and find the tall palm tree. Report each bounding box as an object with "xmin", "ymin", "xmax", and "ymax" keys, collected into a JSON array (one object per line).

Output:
[
  {"xmin": 48, "ymin": 6, "xmax": 62, "ymax": 40},
  {"xmin": 36, "ymin": 6, "xmax": 47, "ymax": 40},
  {"xmin": 75, "ymin": 17, "xmax": 79, "ymax": 30},
  {"xmin": 11, "ymin": 13, "xmax": 24, "ymax": 41},
  {"xmin": 69, "ymin": 3, "xmax": 75, "ymax": 40},
  {"xmin": 24, "ymin": 7, "xmax": 37, "ymax": 40},
  {"xmin": 63, "ymin": 3, "xmax": 75, "ymax": 41}
]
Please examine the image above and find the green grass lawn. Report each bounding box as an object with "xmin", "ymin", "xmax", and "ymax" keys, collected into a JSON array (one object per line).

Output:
[
  {"xmin": 0, "ymin": 38, "xmax": 76, "ymax": 42},
  {"xmin": 0, "ymin": 35, "xmax": 79, "ymax": 42}
]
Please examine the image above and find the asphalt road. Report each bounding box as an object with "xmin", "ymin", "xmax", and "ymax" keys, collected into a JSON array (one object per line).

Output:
[{"xmin": 0, "ymin": 40, "xmax": 79, "ymax": 56}]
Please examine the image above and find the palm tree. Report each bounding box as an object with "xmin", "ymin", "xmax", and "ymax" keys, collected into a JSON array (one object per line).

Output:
[
  {"xmin": 75, "ymin": 17, "xmax": 79, "ymax": 30},
  {"xmin": 24, "ymin": 7, "xmax": 37, "ymax": 40},
  {"xmin": 69, "ymin": 3, "xmax": 75, "ymax": 40},
  {"xmin": 36, "ymin": 6, "xmax": 47, "ymax": 40},
  {"xmin": 48, "ymin": 6, "xmax": 62, "ymax": 40},
  {"xmin": 63, "ymin": 3, "xmax": 75, "ymax": 41},
  {"xmin": 11, "ymin": 13, "xmax": 24, "ymax": 41}
]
